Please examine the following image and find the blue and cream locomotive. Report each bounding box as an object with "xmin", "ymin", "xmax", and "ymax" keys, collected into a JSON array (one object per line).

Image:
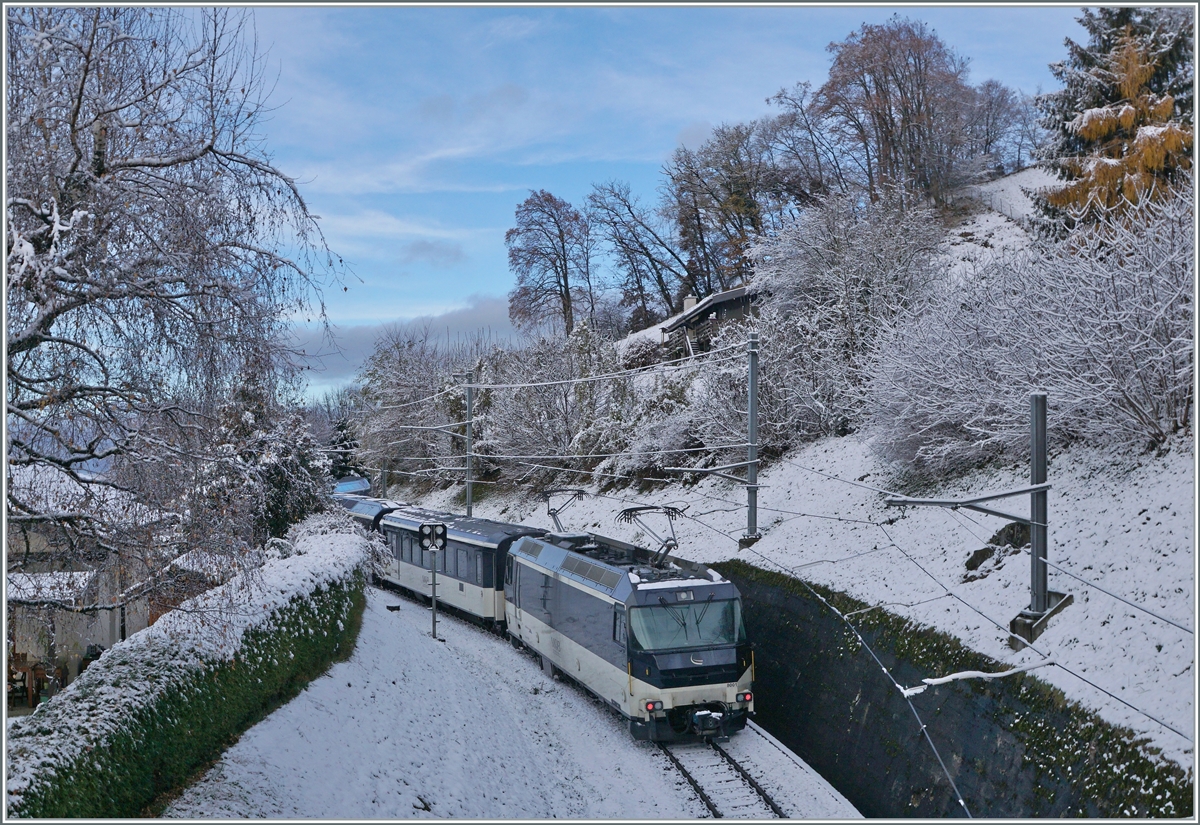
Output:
[
  {"xmin": 334, "ymin": 485, "xmax": 755, "ymax": 741},
  {"xmin": 506, "ymin": 530, "xmax": 754, "ymax": 741}
]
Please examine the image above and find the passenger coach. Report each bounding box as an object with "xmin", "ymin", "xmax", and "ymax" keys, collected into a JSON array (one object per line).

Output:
[{"xmin": 372, "ymin": 502, "xmax": 541, "ymax": 626}]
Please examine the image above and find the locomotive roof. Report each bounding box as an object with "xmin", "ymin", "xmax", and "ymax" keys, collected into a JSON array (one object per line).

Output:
[{"xmin": 510, "ymin": 531, "xmax": 734, "ymax": 604}]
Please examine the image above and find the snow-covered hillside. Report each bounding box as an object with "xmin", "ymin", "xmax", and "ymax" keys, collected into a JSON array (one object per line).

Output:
[{"xmin": 938, "ymin": 167, "xmax": 1055, "ymax": 279}]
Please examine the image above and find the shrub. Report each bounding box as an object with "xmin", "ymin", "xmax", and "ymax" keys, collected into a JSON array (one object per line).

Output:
[{"xmin": 871, "ymin": 181, "xmax": 1193, "ymax": 476}]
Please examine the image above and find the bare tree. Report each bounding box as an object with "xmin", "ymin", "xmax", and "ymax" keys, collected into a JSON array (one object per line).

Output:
[
  {"xmin": 662, "ymin": 121, "xmax": 796, "ymax": 296},
  {"xmin": 970, "ymin": 79, "xmax": 1020, "ymax": 173},
  {"xmin": 1011, "ymin": 91, "xmax": 1049, "ymax": 172},
  {"xmin": 588, "ymin": 180, "xmax": 691, "ymax": 327},
  {"xmin": 816, "ymin": 16, "xmax": 977, "ymax": 206},
  {"xmin": 6, "ymin": 9, "xmax": 340, "ymax": 607},
  {"xmin": 506, "ymin": 190, "xmax": 596, "ymax": 335},
  {"xmin": 767, "ymin": 81, "xmax": 854, "ymax": 201}
]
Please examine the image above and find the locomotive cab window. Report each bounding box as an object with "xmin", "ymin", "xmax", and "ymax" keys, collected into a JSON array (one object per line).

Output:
[
  {"xmin": 613, "ymin": 606, "xmax": 628, "ymax": 646},
  {"xmin": 628, "ymin": 597, "xmax": 746, "ymax": 651}
]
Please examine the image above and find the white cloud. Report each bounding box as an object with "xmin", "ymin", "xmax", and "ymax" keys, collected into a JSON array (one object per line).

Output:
[
  {"xmin": 294, "ymin": 294, "xmax": 519, "ymax": 398},
  {"xmin": 317, "ymin": 210, "xmax": 476, "ymax": 241},
  {"xmin": 400, "ymin": 239, "xmax": 467, "ymax": 268}
]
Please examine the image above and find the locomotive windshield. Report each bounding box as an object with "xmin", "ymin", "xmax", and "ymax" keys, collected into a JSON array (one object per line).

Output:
[{"xmin": 628, "ymin": 597, "xmax": 746, "ymax": 651}]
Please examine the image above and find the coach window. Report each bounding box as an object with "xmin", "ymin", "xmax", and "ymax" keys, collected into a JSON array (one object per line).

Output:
[
  {"xmin": 458, "ymin": 547, "xmax": 470, "ymax": 581},
  {"xmin": 476, "ymin": 553, "xmax": 483, "ymax": 585},
  {"xmin": 403, "ymin": 533, "xmax": 413, "ymax": 564}
]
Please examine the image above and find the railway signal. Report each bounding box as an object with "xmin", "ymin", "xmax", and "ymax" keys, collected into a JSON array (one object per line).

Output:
[
  {"xmin": 419, "ymin": 522, "xmax": 446, "ymax": 550},
  {"xmin": 419, "ymin": 522, "xmax": 447, "ymax": 639}
]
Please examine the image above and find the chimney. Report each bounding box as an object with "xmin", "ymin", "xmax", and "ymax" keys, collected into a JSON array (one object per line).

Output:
[{"xmin": 683, "ymin": 294, "xmax": 697, "ymax": 312}]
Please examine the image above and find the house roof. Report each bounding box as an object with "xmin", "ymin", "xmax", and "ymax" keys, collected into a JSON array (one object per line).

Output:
[
  {"xmin": 659, "ymin": 286, "xmax": 753, "ymax": 335},
  {"xmin": 7, "ymin": 464, "xmax": 171, "ymax": 529},
  {"xmin": 7, "ymin": 571, "xmax": 96, "ymax": 603}
]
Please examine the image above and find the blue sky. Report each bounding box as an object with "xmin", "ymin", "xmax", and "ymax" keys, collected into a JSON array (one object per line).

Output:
[{"xmin": 255, "ymin": 5, "xmax": 1088, "ymax": 397}]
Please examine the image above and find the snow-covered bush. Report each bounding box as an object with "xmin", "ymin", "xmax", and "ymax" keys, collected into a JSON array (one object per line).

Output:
[
  {"xmin": 5, "ymin": 513, "xmax": 373, "ymax": 818},
  {"xmin": 690, "ymin": 196, "xmax": 942, "ymax": 457},
  {"xmin": 871, "ymin": 181, "xmax": 1193, "ymax": 475}
]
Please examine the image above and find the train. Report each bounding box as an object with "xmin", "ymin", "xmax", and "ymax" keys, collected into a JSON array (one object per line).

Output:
[{"xmin": 331, "ymin": 481, "xmax": 755, "ymax": 742}]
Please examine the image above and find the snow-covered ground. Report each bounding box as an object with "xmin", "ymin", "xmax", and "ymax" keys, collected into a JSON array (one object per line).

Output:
[
  {"xmin": 937, "ymin": 167, "xmax": 1057, "ymax": 280},
  {"xmin": 436, "ymin": 432, "xmax": 1193, "ymax": 770},
  {"xmin": 166, "ymin": 587, "xmax": 859, "ymax": 819}
]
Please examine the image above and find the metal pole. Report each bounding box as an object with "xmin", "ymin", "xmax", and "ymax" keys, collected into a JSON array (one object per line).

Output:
[
  {"xmin": 431, "ymin": 549, "xmax": 438, "ymax": 640},
  {"xmin": 464, "ymin": 371, "xmax": 474, "ymax": 518},
  {"xmin": 1030, "ymin": 393, "xmax": 1048, "ymax": 614},
  {"xmin": 746, "ymin": 332, "xmax": 759, "ymax": 540}
]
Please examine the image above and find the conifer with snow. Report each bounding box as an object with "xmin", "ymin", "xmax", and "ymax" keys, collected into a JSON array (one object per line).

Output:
[{"xmin": 1036, "ymin": 7, "xmax": 1194, "ymax": 222}]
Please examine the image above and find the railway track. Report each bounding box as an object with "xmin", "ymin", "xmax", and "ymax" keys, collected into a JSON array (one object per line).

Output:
[{"xmin": 660, "ymin": 738, "xmax": 786, "ymax": 819}]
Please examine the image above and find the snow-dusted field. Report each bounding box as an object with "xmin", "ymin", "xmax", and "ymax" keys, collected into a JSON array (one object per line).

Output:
[
  {"xmin": 421, "ymin": 433, "xmax": 1195, "ymax": 770},
  {"xmin": 166, "ymin": 587, "xmax": 859, "ymax": 819}
]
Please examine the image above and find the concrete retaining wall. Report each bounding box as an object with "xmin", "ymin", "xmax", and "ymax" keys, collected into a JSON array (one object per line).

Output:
[{"xmin": 715, "ymin": 561, "xmax": 1192, "ymax": 818}]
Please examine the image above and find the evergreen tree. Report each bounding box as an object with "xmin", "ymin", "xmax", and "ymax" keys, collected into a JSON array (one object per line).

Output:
[
  {"xmin": 327, "ymin": 419, "xmax": 365, "ymax": 481},
  {"xmin": 1036, "ymin": 7, "xmax": 1194, "ymax": 222}
]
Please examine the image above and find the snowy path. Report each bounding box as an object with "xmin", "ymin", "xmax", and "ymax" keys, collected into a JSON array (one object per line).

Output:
[{"xmin": 166, "ymin": 587, "xmax": 857, "ymax": 819}]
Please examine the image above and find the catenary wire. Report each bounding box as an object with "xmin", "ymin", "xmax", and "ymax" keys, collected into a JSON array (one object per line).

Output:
[
  {"xmin": 378, "ymin": 443, "xmax": 751, "ymax": 460},
  {"xmin": 462, "ymin": 345, "xmax": 744, "ymax": 391},
  {"xmin": 793, "ymin": 576, "xmax": 974, "ymax": 818},
  {"xmin": 370, "ymin": 342, "xmax": 744, "ymax": 411},
  {"xmin": 1038, "ymin": 555, "xmax": 1193, "ymax": 635},
  {"xmin": 877, "ymin": 523, "xmax": 1053, "ymax": 658}
]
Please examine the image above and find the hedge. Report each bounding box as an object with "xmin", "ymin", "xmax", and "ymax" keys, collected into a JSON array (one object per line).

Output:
[{"xmin": 6, "ymin": 513, "xmax": 375, "ymax": 818}]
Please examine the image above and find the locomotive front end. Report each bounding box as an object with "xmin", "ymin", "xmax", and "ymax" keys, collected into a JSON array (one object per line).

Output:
[{"xmin": 623, "ymin": 580, "xmax": 754, "ymax": 741}]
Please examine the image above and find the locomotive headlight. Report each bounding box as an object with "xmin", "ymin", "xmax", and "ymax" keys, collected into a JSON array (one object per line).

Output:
[
  {"xmin": 644, "ymin": 700, "xmax": 663, "ymax": 712},
  {"xmin": 736, "ymin": 691, "xmax": 753, "ymax": 703}
]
